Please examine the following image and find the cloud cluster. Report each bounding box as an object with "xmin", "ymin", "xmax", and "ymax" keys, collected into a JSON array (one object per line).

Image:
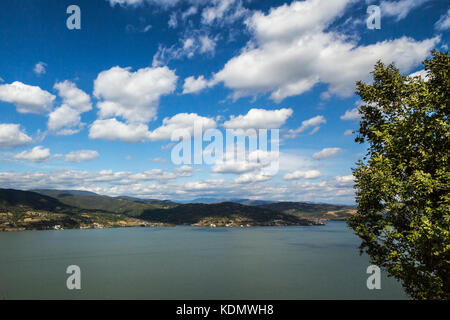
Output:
[
  {"xmin": 93, "ymin": 66, "xmax": 177, "ymax": 123},
  {"xmin": 90, "ymin": 113, "xmax": 217, "ymax": 143},
  {"xmin": 435, "ymin": 8, "xmax": 450, "ymax": 31},
  {"xmin": 340, "ymin": 108, "xmax": 361, "ymax": 121},
  {"xmin": 0, "ymin": 167, "xmax": 194, "ymax": 190},
  {"xmin": 201, "ymin": 0, "xmax": 247, "ymax": 25},
  {"xmin": 380, "ymin": 0, "xmax": 431, "ymax": 21},
  {"xmin": 89, "ymin": 119, "xmax": 152, "ymax": 143},
  {"xmin": 312, "ymin": 147, "xmax": 343, "ymax": 160},
  {"xmin": 211, "ymin": 160, "xmax": 262, "ymax": 174},
  {"xmin": 153, "ymin": 34, "xmax": 218, "ymax": 66},
  {"xmin": 182, "ymin": 75, "xmax": 211, "ymax": 94},
  {"xmin": 283, "ymin": 169, "xmax": 322, "ymax": 180},
  {"xmin": 48, "ymin": 81, "xmax": 92, "ymax": 135},
  {"xmin": 0, "ymin": 81, "xmax": 55, "ymax": 114},
  {"xmin": 0, "ymin": 124, "xmax": 33, "ymax": 148},
  {"xmin": 14, "ymin": 146, "xmax": 51, "ymax": 162},
  {"xmin": 223, "ymin": 108, "xmax": 293, "ymax": 130},
  {"xmin": 108, "ymin": 0, "xmax": 181, "ymax": 7},
  {"xmin": 64, "ymin": 150, "xmax": 100, "ymax": 163},
  {"xmin": 12, "ymin": 146, "xmax": 101, "ymax": 163},
  {"xmin": 285, "ymin": 115, "xmax": 326, "ymax": 138},
  {"xmin": 0, "ymin": 79, "xmax": 92, "ymax": 136},
  {"xmin": 89, "ymin": 66, "xmax": 184, "ymax": 142},
  {"xmin": 149, "ymin": 113, "xmax": 217, "ymax": 141},
  {"xmin": 188, "ymin": 0, "xmax": 439, "ymax": 102},
  {"xmin": 0, "ymin": 169, "xmax": 355, "ymax": 203}
]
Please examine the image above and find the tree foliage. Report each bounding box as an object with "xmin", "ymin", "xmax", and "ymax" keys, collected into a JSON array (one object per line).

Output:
[{"xmin": 348, "ymin": 51, "xmax": 449, "ymax": 300}]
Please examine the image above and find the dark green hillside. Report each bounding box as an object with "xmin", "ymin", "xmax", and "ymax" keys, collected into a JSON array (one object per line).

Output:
[
  {"xmin": 115, "ymin": 196, "xmax": 177, "ymax": 207},
  {"xmin": 258, "ymin": 202, "xmax": 356, "ymax": 220},
  {"xmin": 140, "ymin": 202, "xmax": 314, "ymax": 226},
  {"xmin": 33, "ymin": 189, "xmax": 163, "ymax": 216},
  {"xmin": 188, "ymin": 198, "xmax": 274, "ymax": 205},
  {"xmin": 0, "ymin": 189, "xmax": 156, "ymax": 231},
  {"xmin": 32, "ymin": 189, "xmax": 99, "ymax": 196},
  {"xmin": 0, "ymin": 189, "xmax": 75, "ymax": 212}
]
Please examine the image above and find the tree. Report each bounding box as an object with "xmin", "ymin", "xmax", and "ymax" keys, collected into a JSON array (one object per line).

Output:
[
  {"xmin": 348, "ymin": 50, "xmax": 449, "ymax": 300},
  {"xmin": 0, "ymin": 204, "xmax": 27, "ymax": 227}
]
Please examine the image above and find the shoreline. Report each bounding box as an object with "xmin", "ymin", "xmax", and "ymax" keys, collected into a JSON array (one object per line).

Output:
[{"xmin": 0, "ymin": 221, "xmax": 334, "ymax": 233}]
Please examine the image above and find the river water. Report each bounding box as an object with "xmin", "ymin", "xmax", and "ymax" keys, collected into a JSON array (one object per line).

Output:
[{"xmin": 0, "ymin": 221, "xmax": 407, "ymax": 299}]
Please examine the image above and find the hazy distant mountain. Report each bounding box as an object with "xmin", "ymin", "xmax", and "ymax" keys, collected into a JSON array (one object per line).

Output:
[{"xmin": 115, "ymin": 196, "xmax": 177, "ymax": 207}]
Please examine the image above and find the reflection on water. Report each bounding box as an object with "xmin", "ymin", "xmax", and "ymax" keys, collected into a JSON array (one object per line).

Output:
[{"xmin": 0, "ymin": 221, "xmax": 407, "ymax": 299}]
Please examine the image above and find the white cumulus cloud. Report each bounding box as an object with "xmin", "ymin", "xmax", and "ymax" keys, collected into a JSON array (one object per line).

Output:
[
  {"xmin": 148, "ymin": 113, "xmax": 217, "ymax": 141},
  {"xmin": 0, "ymin": 124, "xmax": 33, "ymax": 148},
  {"xmin": 14, "ymin": 146, "xmax": 51, "ymax": 162},
  {"xmin": 48, "ymin": 81, "xmax": 92, "ymax": 135},
  {"xmin": 380, "ymin": 0, "xmax": 431, "ymax": 21},
  {"xmin": 283, "ymin": 169, "xmax": 322, "ymax": 180},
  {"xmin": 205, "ymin": 0, "xmax": 438, "ymax": 102},
  {"xmin": 64, "ymin": 150, "xmax": 99, "ymax": 163},
  {"xmin": 312, "ymin": 147, "xmax": 343, "ymax": 160},
  {"xmin": 435, "ymin": 8, "xmax": 450, "ymax": 31},
  {"xmin": 223, "ymin": 108, "xmax": 293, "ymax": 130},
  {"xmin": 183, "ymin": 75, "xmax": 210, "ymax": 94},
  {"xmin": 0, "ymin": 81, "xmax": 55, "ymax": 114},
  {"xmin": 201, "ymin": 0, "xmax": 247, "ymax": 25},
  {"xmin": 89, "ymin": 118, "xmax": 152, "ymax": 143},
  {"xmin": 33, "ymin": 62, "xmax": 47, "ymax": 75},
  {"xmin": 340, "ymin": 108, "xmax": 362, "ymax": 121},
  {"xmin": 234, "ymin": 172, "xmax": 274, "ymax": 183},
  {"xmin": 285, "ymin": 115, "xmax": 326, "ymax": 138},
  {"xmin": 93, "ymin": 66, "xmax": 177, "ymax": 123},
  {"xmin": 89, "ymin": 113, "xmax": 217, "ymax": 143}
]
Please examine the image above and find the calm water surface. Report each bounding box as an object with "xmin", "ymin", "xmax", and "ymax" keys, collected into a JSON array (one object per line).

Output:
[{"xmin": 0, "ymin": 221, "xmax": 407, "ymax": 299}]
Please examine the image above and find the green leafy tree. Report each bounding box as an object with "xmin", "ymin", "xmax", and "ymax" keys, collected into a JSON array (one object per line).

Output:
[{"xmin": 348, "ymin": 51, "xmax": 449, "ymax": 300}]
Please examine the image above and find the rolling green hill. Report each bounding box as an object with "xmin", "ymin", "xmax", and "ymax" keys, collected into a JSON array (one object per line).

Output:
[
  {"xmin": 32, "ymin": 189, "xmax": 173, "ymax": 216},
  {"xmin": 0, "ymin": 188, "xmax": 76, "ymax": 213},
  {"xmin": 1, "ymin": 188, "xmax": 355, "ymax": 231},
  {"xmin": 115, "ymin": 196, "xmax": 177, "ymax": 207},
  {"xmin": 0, "ymin": 189, "xmax": 154, "ymax": 231},
  {"xmin": 258, "ymin": 202, "xmax": 356, "ymax": 220},
  {"xmin": 140, "ymin": 202, "xmax": 315, "ymax": 226}
]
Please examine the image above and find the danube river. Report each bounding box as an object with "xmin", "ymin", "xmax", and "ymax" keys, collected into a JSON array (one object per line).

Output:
[{"xmin": 0, "ymin": 221, "xmax": 407, "ymax": 299}]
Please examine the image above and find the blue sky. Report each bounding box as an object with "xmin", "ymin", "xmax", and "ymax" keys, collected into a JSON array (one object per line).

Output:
[{"xmin": 0, "ymin": 0, "xmax": 448, "ymax": 203}]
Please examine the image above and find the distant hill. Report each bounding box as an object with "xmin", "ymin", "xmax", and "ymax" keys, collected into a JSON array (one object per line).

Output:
[
  {"xmin": 1, "ymin": 188, "xmax": 355, "ymax": 231},
  {"xmin": 33, "ymin": 189, "xmax": 171, "ymax": 216},
  {"xmin": 0, "ymin": 189, "xmax": 158, "ymax": 231},
  {"xmin": 0, "ymin": 189, "xmax": 76, "ymax": 213},
  {"xmin": 258, "ymin": 202, "xmax": 356, "ymax": 220},
  {"xmin": 115, "ymin": 196, "xmax": 177, "ymax": 207},
  {"xmin": 187, "ymin": 198, "xmax": 275, "ymax": 205},
  {"xmin": 140, "ymin": 202, "xmax": 315, "ymax": 226},
  {"xmin": 183, "ymin": 198, "xmax": 355, "ymax": 220},
  {"xmin": 234, "ymin": 199, "xmax": 276, "ymax": 206},
  {"xmin": 32, "ymin": 189, "xmax": 99, "ymax": 196}
]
